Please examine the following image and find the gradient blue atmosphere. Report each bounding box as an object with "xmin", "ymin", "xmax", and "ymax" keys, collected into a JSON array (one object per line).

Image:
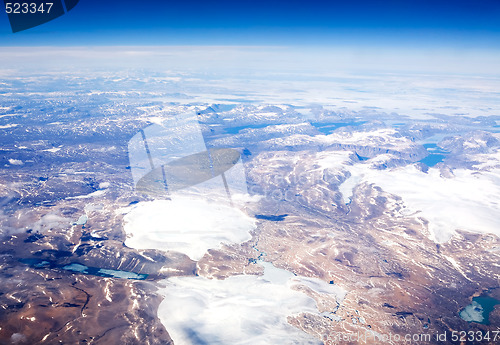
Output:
[{"xmin": 1, "ymin": 0, "xmax": 500, "ymax": 47}]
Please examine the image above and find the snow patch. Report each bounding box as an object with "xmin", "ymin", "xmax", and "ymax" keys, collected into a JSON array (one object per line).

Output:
[
  {"xmin": 8, "ymin": 159, "xmax": 23, "ymax": 165},
  {"xmin": 43, "ymin": 147, "xmax": 61, "ymax": 153},
  {"xmin": 123, "ymin": 196, "xmax": 256, "ymax": 260},
  {"xmin": 362, "ymin": 165, "xmax": 500, "ymax": 242},
  {"xmin": 157, "ymin": 261, "xmax": 344, "ymax": 345},
  {"xmin": 315, "ymin": 148, "xmax": 500, "ymax": 242},
  {"xmin": 0, "ymin": 123, "xmax": 19, "ymax": 129}
]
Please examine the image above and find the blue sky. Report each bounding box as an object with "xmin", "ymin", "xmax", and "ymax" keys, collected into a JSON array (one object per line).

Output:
[{"xmin": 1, "ymin": 0, "xmax": 500, "ymax": 47}]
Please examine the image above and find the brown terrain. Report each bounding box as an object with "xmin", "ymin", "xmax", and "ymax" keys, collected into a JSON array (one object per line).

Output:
[{"xmin": 0, "ymin": 138, "xmax": 498, "ymax": 344}]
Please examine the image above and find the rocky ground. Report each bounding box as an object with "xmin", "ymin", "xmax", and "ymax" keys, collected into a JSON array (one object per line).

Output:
[{"xmin": 1, "ymin": 86, "xmax": 499, "ymax": 344}]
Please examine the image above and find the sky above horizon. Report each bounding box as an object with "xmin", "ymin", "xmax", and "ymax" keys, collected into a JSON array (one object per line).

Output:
[{"xmin": 0, "ymin": 0, "xmax": 500, "ymax": 48}]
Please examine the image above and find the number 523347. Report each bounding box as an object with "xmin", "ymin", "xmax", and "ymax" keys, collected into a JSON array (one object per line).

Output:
[{"xmin": 5, "ymin": 2, "xmax": 53, "ymax": 14}]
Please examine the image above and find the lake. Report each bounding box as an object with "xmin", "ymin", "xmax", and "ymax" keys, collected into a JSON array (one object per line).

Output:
[
  {"xmin": 224, "ymin": 124, "xmax": 270, "ymax": 134},
  {"xmin": 311, "ymin": 121, "xmax": 367, "ymax": 134},
  {"xmin": 419, "ymin": 143, "xmax": 449, "ymax": 167},
  {"xmin": 20, "ymin": 258, "xmax": 147, "ymax": 280},
  {"xmin": 460, "ymin": 295, "xmax": 500, "ymax": 325}
]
